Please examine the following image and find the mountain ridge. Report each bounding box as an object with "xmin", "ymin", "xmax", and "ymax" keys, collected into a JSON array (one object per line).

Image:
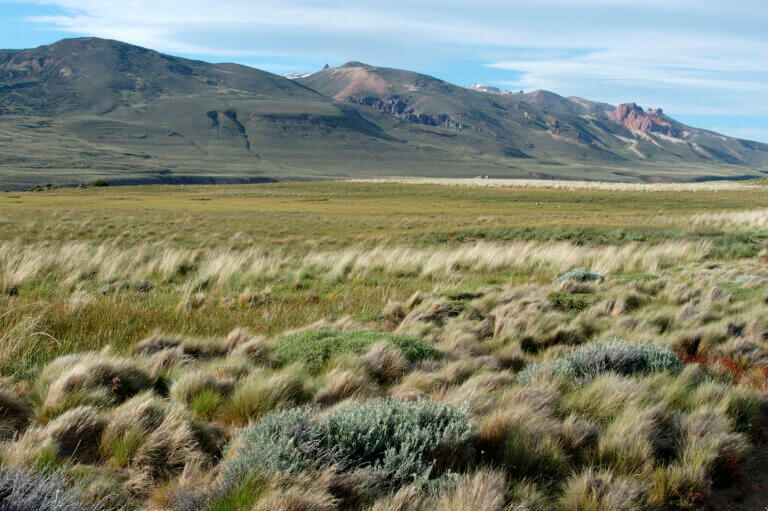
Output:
[{"xmin": 0, "ymin": 37, "xmax": 766, "ymax": 189}]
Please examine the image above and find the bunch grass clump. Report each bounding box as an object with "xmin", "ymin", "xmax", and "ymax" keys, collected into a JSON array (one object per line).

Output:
[
  {"xmin": 0, "ymin": 386, "xmax": 31, "ymax": 440},
  {"xmin": 273, "ymin": 330, "xmax": 436, "ymax": 372},
  {"xmin": 519, "ymin": 339, "xmax": 681, "ymax": 384},
  {"xmin": 224, "ymin": 366, "xmax": 311, "ymax": 425},
  {"xmin": 38, "ymin": 352, "xmax": 154, "ymax": 420}
]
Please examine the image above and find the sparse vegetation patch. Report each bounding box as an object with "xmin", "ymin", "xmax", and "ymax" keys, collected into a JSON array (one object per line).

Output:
[{"xmin": 273, "ymin": 329, "xmax": 437, "ymax": 371}]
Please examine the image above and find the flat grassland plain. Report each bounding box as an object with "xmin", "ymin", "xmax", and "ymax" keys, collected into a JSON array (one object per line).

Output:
[{"xmin": 1, "ymin": 180, "xmax": 768, "ymax": 510}]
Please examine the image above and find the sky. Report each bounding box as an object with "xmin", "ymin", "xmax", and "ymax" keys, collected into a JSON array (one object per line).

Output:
[{"xmin": 1, "ymin": 0, "xmax": 767, "ymax": 142}]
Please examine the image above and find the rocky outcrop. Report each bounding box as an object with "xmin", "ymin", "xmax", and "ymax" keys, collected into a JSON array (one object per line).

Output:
[
  {"xmin": 611, "ymin": 103, "xmax": 681, "ymax": 138},
  {"xmin": 348, "ymin": 95, "xmax": 472, "ymax": 130}
]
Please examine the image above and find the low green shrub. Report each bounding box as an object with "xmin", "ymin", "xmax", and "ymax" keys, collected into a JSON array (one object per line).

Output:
[
  {"xmin": 439, "ymin": 286, "xmax": 486, "ymax": 300},
  {"xmin": 519, "ymin": 339, "xmax": 681, "ymax": 384},
  {"xmin": 273, "ymin": 330, "xmax": 436, "ymax": 372},
  {"xmin": 548, "ymin": 292, "xmax": 601, "ymax": 312},
  {"xmin": 554, "ymin": 268, "xmax": 605, "ymax": 284},
  {"xmin": 222, "ymin": 398, "xmax": 476, "ymax": 494}
]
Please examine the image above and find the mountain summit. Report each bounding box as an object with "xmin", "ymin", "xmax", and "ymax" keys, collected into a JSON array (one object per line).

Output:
[{"xmin": 0, "ymin": 38, "xmax": 766, "ymax": 188}]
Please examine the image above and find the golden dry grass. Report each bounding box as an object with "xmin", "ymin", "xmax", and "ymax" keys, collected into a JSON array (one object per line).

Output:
[{"xmin": 348, "ymin": 177, "xmax": 764, "ymax": 192}]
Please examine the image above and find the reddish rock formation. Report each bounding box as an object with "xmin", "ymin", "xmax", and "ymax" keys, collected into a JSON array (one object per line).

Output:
[{"xmin": 610, "ymin": 103, "xmax": 681, "ymax": 138}]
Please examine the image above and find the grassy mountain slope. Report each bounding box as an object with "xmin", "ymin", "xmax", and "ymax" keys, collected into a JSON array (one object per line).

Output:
[
  {"xmin": 301, "ymin": 63, "xmax": 768, "ymax": 180},
  {"xmin": 0, "ymin": 38, "xmax": 766, "ymax": 188},
  {"xmin": 507, "ymin": 90, "xmax": 615, "ymax": 118}
]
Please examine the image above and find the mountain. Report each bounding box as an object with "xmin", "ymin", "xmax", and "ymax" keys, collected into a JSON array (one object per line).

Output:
[
  {"xmin": 465, "ymin": 86, "xmax": 614, "ymax": 118},
  {"xmin": 0, "ymin": 39, "xmax": 419, "ymax": 188},
  {"xmin": 467, "ymin": 84, "xmax": 508, "ymax": 94},
  {"xmin": 0, "ymin": 38, "xmax": 766, "ymax": 188},
  {"xmin": 300, "ymin": 62, "xmax": 768, "ymax": 178},
  {"xmin": 509, "ymin": 90, "xmax": 615, "ymax": 118},
  {"xmin": 0, "ymin": 38, "xmax": 322, "ymax": 114}
]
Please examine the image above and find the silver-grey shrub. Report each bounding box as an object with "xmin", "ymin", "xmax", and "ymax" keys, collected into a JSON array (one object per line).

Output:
[
  {"xmin": 519, "ymin": 339, "xmax": 681, "ymax": 384},
  {"xmin": 319, "ymin": 398, "xmax": 477, "ymax": 482},
  {"xmin": 221, "ymin": 398, "xmax": 476, "ymax": 492},
  {"xmin": 733, "ymin": 274, "xmax": 761, "ymax": 284},
  {"xmin": 553, "ymin": 268, "xmax": 605, "ymax": 284},
  {"xmin": 0, "ymin": 465, "xmax": 103, "ymax": 511}
]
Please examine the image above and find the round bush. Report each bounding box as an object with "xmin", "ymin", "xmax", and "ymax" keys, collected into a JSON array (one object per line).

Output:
[
  {"xmin": 222, "ymin": 398, "xmax": 476, "ymax": 492},
  {"xmin": 519, "ymin": 339, "xmax": 682, "ymax": 384}
]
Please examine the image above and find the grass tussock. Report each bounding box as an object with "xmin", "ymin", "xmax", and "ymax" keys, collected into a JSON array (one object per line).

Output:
[
  {"xmin": 224, "ymin": 366, "xmax": 311, "ymax": 426},
  {"xmin": 38, "ymin": 351, "xmax": 154, "ymax": 420},
  {"xmin": 0, "ymin": 271, "xmax": 764, "ymax": 510},
  {"xmin": 0, "ymin": 384, "xmax": 31, "ymax": 440}
]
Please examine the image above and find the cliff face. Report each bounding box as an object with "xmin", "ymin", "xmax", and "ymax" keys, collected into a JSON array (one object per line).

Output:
[
  {"xmin": 346, "ymin": 95, "xmax": 472, "ymax": 130},
  {"xmin": 611, "ymin": 103, "xmax": 681, "ymax": 138}
]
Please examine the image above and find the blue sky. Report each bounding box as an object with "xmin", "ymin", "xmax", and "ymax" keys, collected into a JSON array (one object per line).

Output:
[{"xmin": 2, "ymin": 0, "xmax": 767, "ymax": 142}]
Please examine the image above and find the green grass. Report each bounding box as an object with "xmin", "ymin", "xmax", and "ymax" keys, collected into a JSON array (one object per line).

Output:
[
  {"xmin": 190, "ymin": 389, "xmax": 225, "ymax": 420},
  {"xmin": 548, "ymin": 292, "xmax": 602, "ymax": 312},
  {"xmin": 109, "ymin": 428, "xmax": 145, "ymax": 468},
  {"xmin": 273, "ymin": 329, "xmax": 437, "ymax": 372},
  {"xmin": 206, "ymin": 473, "xmax": 267, "ymax": 511},
  {"xmin": 0, "ymin": 180, "xmax": 765, "ymax": 379},
  {"xmin": 2, "ymin": 181, "xmax": 768, "ymax": 248}
]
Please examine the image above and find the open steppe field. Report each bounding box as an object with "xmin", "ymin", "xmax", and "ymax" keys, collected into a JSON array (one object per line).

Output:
[{"xmin": 1, "ymin": 179, "xmax": 768, "ymax": 510}]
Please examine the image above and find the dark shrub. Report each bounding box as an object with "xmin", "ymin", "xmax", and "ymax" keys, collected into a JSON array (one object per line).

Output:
[{"xmin": 554, "ymin": 268, "xmax": 605, "ymax": 284}]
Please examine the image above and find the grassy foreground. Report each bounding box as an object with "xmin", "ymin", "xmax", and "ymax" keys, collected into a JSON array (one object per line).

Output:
[{"xmin": 1, "ymin": 180, "xmax": 768, "ymax": 510}]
